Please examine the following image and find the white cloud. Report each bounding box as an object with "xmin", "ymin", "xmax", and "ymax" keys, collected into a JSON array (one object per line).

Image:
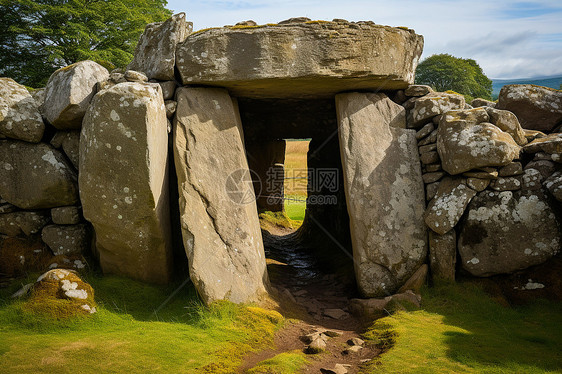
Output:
[{"xmin": 169, "ymin": 0, "xmax": 562, "ymax": 78}]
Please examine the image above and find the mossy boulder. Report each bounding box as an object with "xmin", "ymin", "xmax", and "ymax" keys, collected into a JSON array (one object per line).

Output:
[{"xmin": 25, "ymin": 268, "xmax": 96, "ymax": 318}]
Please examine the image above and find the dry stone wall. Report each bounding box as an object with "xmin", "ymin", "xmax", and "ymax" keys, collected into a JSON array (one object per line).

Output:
[{"xmin": 2, "ymin": 13, "xmax": 561, "ymax": 305}]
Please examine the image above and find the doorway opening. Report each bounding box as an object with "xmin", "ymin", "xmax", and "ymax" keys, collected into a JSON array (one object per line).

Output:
[{"xmin": 239, "ymin": 97, "xmax": 359, "ymax": 315}]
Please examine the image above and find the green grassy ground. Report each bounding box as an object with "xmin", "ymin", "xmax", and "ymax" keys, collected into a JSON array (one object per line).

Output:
[
  {"xmin": 247, "ymin": 351, "xmax": 308, "ymax": 374},
  {"xmin": 0, "ymin": 273, "xmax": 282, "ymax": 374},
  {"xmin": 362, "ymin": 282, "xmax": 562, "ymax": 374},
  {"xmin": 283, "ymin": 140, "xmax": 309, "ymax": 224},
  {"xmin": 284, "ymin": 195, "xmax": 307, "ymax": 222}
]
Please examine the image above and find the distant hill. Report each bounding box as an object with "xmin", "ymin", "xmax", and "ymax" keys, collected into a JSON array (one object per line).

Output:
[{"xmin": 492, "ymin": 75, "xmax": 562, "ymax": 99}]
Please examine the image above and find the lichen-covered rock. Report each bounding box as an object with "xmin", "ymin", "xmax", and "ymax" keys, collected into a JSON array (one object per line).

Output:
[
  {"xmin": 471, "ymin": 98, "xmax": 496, "ymax": 108},
  {"xmin": 544, "ymin": 171, "xmax": 562, "ymax": 202},
  {"xmin": 80, "ymin": 82, "xmax": 172, "ymax": 283},
  {"xmin": 41, "ymin": 224, "xmax": 88, "ymax": 256},
  {"xmin": 405, "ymin": 85, "xmax": 433, "ymax": 97},
  {"xmin": 496, "ymin": 84, "xmax": 562, "ymax": 132},
  {"xmin": 43, "ymin": 61, "xmax": 109, "ymax": 129},
  {"xmin": 498, "ymin": 162, "xmax": 523, "ymax": 177},
  {"xmin": 424, "ymin": 177, "xmax": 476, "ymax": 235},
  {"xmin": 0, "ymin": 141, "xmax": 79, "ymax": 209},
  {"xmin": 458, "ymin": 190, "xmax": 560, "ymax": 276},
  {"xmin": 51, "ymin": 206, "xmax": 81, "ymax": 225},
  {"xmin": 429, "ymin": 230, "xmax": 456, "ymax": 281},
  {"xmin": 489, "ymin": 176, "xmax": 522, "ymax": 191},
  {"xmin": 174, "ymin": 87, "xmax": 268, "ymax": 304},
  {"xmin": 176, "ymin": 21, "xmax": 424, "ymax": 99},
  {"xmin": 128, "ymin": 13, "xmax": 191, "ymax": 81},
  {"xmin": 0, "ymin": 211, "xmax": 50, "ymax": 236},
  {"xmin": 407, "ymin": 92, "xmax": 465, "ymax": 128},
  {"xmin": 485, "ymin": 107, "xmax": 527, "ymax": 146},
  {"xmin": 28, "ymin": 269, "xmax": 96, "ymax": 317},
  {"xmin": 337, "ymin": 92, "xmax": 427, "ymax": 297},
  {"xmin": 51, "ymin": 130, "xmax": 80, "ymax": 169},
  {"xmin": 437, "ymin": 108, "xmax": 521, "ymax": 175},
  {"xmin": 0, "ymin": 78, "xmax": 45, "ymax": 143},
  {"xmin": 523, "ymin": 133, "xmax": 562, "ymax": 156}
]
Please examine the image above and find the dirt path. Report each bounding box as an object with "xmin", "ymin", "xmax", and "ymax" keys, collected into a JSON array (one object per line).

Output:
[{"xmin": 239, "ymin": 227, "xmax": 379, "ymax": 373}]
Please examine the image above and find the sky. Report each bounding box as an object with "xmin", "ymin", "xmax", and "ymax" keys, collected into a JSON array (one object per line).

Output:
[{"xmin": 166, "ymin": 0, "xmax": 562, "ymax": 79}]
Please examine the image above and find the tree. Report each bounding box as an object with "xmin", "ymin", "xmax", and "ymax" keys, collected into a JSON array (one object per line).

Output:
[
  {"xmin": 415, "ymin": 54, "xmax": 493, "ymax": 101},
  {"xmin": 0, "ymin": 0, "xmax": 172, "ymax": 88}
]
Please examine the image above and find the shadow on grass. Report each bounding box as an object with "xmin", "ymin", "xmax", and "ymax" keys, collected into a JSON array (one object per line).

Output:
[{"xmin": 425, "ymin": 282, "xmax": 562, "ymax": 372}]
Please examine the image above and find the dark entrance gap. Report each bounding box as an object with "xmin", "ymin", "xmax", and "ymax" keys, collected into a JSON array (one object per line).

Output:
[{"xmin": 238, "ymin": 98, "xmax": 357, "ymax": 302}]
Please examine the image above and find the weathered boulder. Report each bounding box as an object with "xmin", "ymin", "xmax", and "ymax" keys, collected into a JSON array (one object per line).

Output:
[
  {"xmin": 524, "ymin": 133, "xmax": 562, "ymax": 155},
  {"xmin": 51, "ymin": 130, "xmax": 80, "ymax": 169},
  {"xmin": 29, "ymin": 269, "xmax": 96, "ymax": 316},
  {"xmin": 41, "ymin": 224, "xmax": 89, "ymax": 256},
  {"xmin": 0, "ymin": 141, "xmax": 79, "ymax": 209},
  {"xmin": 0, "ymin": 211, "xmax": 50, "ymax": 236},
  {"xmin": 43, "ymin": 61, "xmax": 109, "ymax": 129},
  {"xmin": 174, "ymin": 87, "xmax": 268, "ymax": 304},
  {"xmin": 176, "ymin": 21, "xmax": 424, "ymax": 98},
  {"xmin": 424, "ymin": 177, "xmax": 476, "ymax": 235},
  {"xmin": 544, "ymin": 171, "xmax": 562, "ymax": 202},
  {"xmin": 496, "ymin": 84, "xmax": 562, "ymax": 132},
  {"xmin": 485, "ymin": 107, "xmax": 527, "ymax": 146},
  {"xmin": 459, "ymin": 190, "xmax": 560, "ymax": 276},
  {"xmin": 407, "ymin": 92, "xmax": 465, "ymax": 128},
  {"xmin": 437, "ymin": 109, "xmax": 521, "ymax": 175},
  {"xmin": 397, "ymin": 264, "xmax": 428, "ymax": 293},
  {"xmin": 80, "ymin": 82, "xmax": 172, "ymax": 283},
  {"xmin": 471, "ymin": 98, "xmax": 496, "ymax": 108},
  {"xmin": 429, "ymin": 230, "xmax": 456, "ymax": 281},
  {"xmin": 0, "ymin": 78, "xmax": 45, "ymax": 143},
  {"xmin": 349, "ymin": 290, "xmax": 421, "ymax": 319},
  {"xmin": 337, "ymin": 92, "xmax": 427, "ymax": 297},
  {"xmin": 405, "ymin": 85, "xmax": 433, "ymax": 97},
  {"xmin": 51, "ymin": 206, "xmax": 81, "ymax": 225},
  {"xmin": 128, "ymin": 13, "xmax": 191, "ymax": 81}
]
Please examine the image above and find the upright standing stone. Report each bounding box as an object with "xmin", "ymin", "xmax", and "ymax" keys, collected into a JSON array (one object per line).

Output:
[
  {"xmin": 337, "ymin": 92, "xmax": 427, "ymax": 297},
  {"xmin": 429, "ymin": 230, "xmax": 456, "ymax": 281},
  {"xmin": 128, "ymin": 13, "xmax": 191, "ymax": 81},
  {"xmin": 174, "ymin": 87, "xmax": 268, "ymax": 304},
  {"xmin": 0, "ymin": 78, "xmax": 45, "ymax": 143},
  {"xmin": 43, "ymin": 61, "xmax": 109, "ymax": 130},
  {"xmin": 80, "ymin": 82, "xmax": 172, "ymax": 283}
]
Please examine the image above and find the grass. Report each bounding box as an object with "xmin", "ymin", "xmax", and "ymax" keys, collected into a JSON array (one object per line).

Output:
[
  {"xmin": 247, "ymin": 351, "xmax": 308, "ymax": 373},
  {"xmin": 283, "ymin": 140, "xmax": 309, "ymax": 224},
  {"xmin": 0, "ymin": 273, "xmax": 283, "ymax": 374},
  {"xmin": 362, "ymin": 282, "xmax": 562, "ymax": 374}
]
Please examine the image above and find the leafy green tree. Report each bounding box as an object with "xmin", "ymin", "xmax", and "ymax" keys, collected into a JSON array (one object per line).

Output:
[
  {"xmin": 415, "ymin": 54, "xmax": 493, "ymax": 101},
  {"xmin": 0, "ymin": 0, "xmax": 172, "ymax": 88}
]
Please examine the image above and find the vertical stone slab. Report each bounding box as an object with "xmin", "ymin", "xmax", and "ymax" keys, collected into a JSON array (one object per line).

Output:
[
  {"xmin": 173, "ymin": 87, "xmax": 268, "ymax": 305},
  {"xmin": 337, "ymin": 92, "xmax": 427, "ymax": 297},
  {"xmin": 80, "ymin": 82, "xmax": 172, "ymax": 283}
]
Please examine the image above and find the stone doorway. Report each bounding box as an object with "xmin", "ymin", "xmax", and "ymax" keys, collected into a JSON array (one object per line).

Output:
[{"xmin": 238, "ymin": 98, "xmax": 357, "ymax": 301}]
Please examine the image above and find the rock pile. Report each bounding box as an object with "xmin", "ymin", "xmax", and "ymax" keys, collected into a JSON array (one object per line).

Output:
[{"xmin": 402, "ymin": 85, "xmax": 561, "ymax": 282}]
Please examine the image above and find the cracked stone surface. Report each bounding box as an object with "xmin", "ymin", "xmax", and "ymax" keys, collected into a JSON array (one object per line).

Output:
[
  {"xmin": 80, "ymin": 82, "xmax": 172, "ymax": 283},
  {"xmin": 173, "ymin": 87, "xmax": 268, "ymax": 304},
  {"xmin": 337, "ymin": 92, "xmax": 427, "ymax": 297}
]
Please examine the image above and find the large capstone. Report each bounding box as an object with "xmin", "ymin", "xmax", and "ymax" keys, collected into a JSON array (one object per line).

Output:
[
  {"xmin": 0, "ymin": 141, "xmax": 79, "ymax": 209},
  {"xmin": 43, "ymin": 61, "xmax": 109, "ymax": 130},
  {"xmin": 458, "ymin": 190, "xmax": 560, "ymax": 276},
  {"xmin": 176, "ymin": 21, "xmax": 423, "ymax": 99},
  {"xmin": 496, "ymin": 84, "xmax": 562, "ymax": 132},
  {"xmin": 337, "ymin": 92, "xmax": 427, "ymax": 297},
  {"xmin": 0, "ymin": 78, "xmax": 45, "ymax": 143},
  {"xmin": 174, "ymin": 87, "xmax": 268, "ymax": 304},
  {"xmin": 80, "ymin": 82, "xmax": 172, "ymax": 283},
  {"xmin": 128, "ymin": 13, "xmax": 191, "ymax": 81}
]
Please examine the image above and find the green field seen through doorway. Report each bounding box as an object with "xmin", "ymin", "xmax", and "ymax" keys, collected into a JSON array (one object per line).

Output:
[{"xmin": 283, "ymin": 139, "xmax": 309, "ymax": 224}]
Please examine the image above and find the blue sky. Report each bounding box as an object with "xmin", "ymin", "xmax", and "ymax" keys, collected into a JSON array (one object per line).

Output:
[{"xmin": 167, "ymin": 0, "xmax": 562, "ymax": 79}]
